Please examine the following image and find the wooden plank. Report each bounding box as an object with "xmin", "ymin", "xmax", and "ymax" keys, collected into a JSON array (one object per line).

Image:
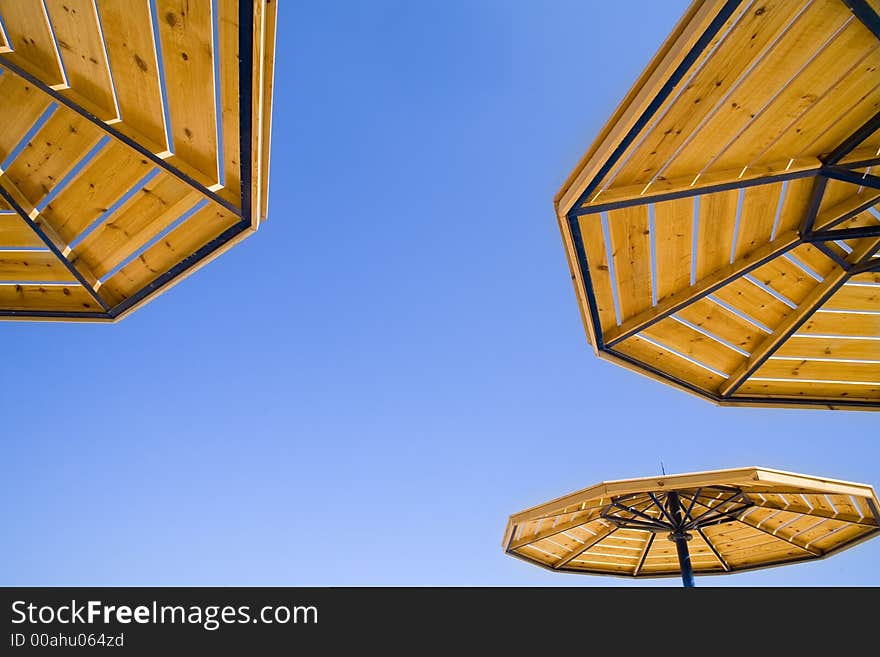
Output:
[
  {"xmin": 0, "ymin": 282, "xmax": 99, "ymax": 311},
  {"xmin": 604, "ymin": 229, "xmax": 800, "ymax": 345},
  {"xmin": 614, "ymin": 334, "xmax": 725, "ymax": 392},
  {"xmin": 675, "ymin": 297, "xmax": 766, "ymax": 354},
  {"xmin": 510, "ymin": 511, "xmax": 604, "ymax": 550},
  {"xmin": 715, "ymin": 19, "xmax": 878, "ymax": 170},
  {"xmin": 749, "ymin": 255, "xmax": 818, "ymax": 305},
  {"xmin": 641, "ymin": 316, "xmax": 743, "ymax": 374},
  {"xmin": 73, "ymin": 173, "xmax": 200, "ymax": 278},
  {"xmin": 552, "ymin": 525, "xmax": 617, "ymax": 569},
  {"xmin": 0, "ymin": 72, "xmax": 52, "ymax": 162},
  {"xmin": 824, "ymin": 284, "xmax": 880, "ymax": 312},
  {"xmin": 810, "ymin": 525, "xmax": 873, "ymax": 553},
  {"xmin": 819, "ymin": 179, "xmax": 866, "ymax": 216},
  {"xmin": 608, "ymin": 205, "xmax": 652, "ymax": 321},
  {"xmin": 720, "ymin": 238, "xmax": 880, "ymax": 395},
  {"xmin": 256, "ymin": 0, "xmax": 275, "ymax": 225},
  {"xmin": 217, "ymin": 0, "xmax": 240, "ymax": 205},
  {"xmin": 96, "ymin": 0, "xmax": 170, "ymax": 156},
  {"xmin": 578, "ymin": 214, "xmax": 617, "ymax": 331},
  {"xmin": 608, "ymin": 0, "xmax": 807, "ymax": 188},
  {"xmin": 712, "ymin": 276, "xmax": 791, "ymax": 329},
  {"xmin": 0, "ymin": 0, "xmax": 66, "ymax": 88},
  {"xmin": 0, "ymin": 216, "xmax": 44, "ymax": 248},
  {"xmin": 695, "ymin": 189, "xmax": 738, "ymax": 279},
  {"xmin": 775, "ymin": 335, "xmax": 880, "ymax": 361},
  {"xmin": 156, "ymin": 0, "xmax": 220, "ymax": 186},
  {"xmin": 768, "ymin": 50, "xmax": 880, "ymax": 161},
  {"xmin": 653, "ymin": 197, "xmax": 693, "ymax": 303},
  {"xmin": 735, "ymin": 378, "xmax": 880, "ymax": 400},
  {"xmin": 773, "ymin": 177, "xmax": 815, "ymax": 236},
  {"xmin": 43, "ymin": 0, "xmax": 118, "ymax": 121},
  {"xmin": 3, "ymin": 109, "xmax": 102, "ymax": 204},
  {"xmin": 756, "ymin": 358, "xmax": 880, "ymax": 384},
  {"xmin": 664, "ymin": 1, "xmax": 854, "ymax": 179},
  {"xmin": 788, "ymin": 242, "xmax": 837, "ymax": 278},
  {"xmin": 798, "ymin": 78, "xmax": 880, "ymax": 159},
  {"xmin": 41, "ymin": 141, "xmax": 154, "ymax": 243},
  {"xmin": 733, "ymin": 183, "xmax": 782, "ymax": 261},
  {"xmin": 801, "ymin": 311, "xmax": 880, "ymax": 337},
  {"xmin": 0, "ymin": 251, "xmax": 74, "ymax": 282},
  {"xmin": 101, "ymin": 202, "xmax": 238, "ymax": 299}
]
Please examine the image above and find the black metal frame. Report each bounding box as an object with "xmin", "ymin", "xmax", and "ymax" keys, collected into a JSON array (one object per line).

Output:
[
  {"xmin": 600, "ymin": 486, "xmax": 753, "ymax": 587},
  {"xmin": 0, "ymin": 0, "xmax": 257, "ymax": 321},
  {"xmin": 564, "ymin": 0, "xmax": 880, "ymax": 409}
]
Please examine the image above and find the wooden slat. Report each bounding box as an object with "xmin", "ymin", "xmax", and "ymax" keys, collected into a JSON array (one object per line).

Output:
[
  {"xmin": 735, "ymin": 378, "xmax": 880, "ymax": 400},
  {"xmin": 41, "ymin": 141, "xmax": 154, "ymax": 243},
  {"xmin": 101, "ymin": 202, "xmax": 238, "ymax": 299},
  {"xmin": 156, "ymin": 0, "xmax": 220, "ymax": 186},
  {"xmin": 810, "ymin": 525, "xmax": 874, "ymax": 552},
  {"xmin": 0, "ymin": 283, "xmax": 98, "ymax": 311},
  {"xmin": 749, "ymin": 255, "xmax": 818, "ymax": 305},
  {"xmin": 721, "ymin": 238, "xmax": 880, "ymax": 395},
  {"xmin": 604, "ymin": 230, "xmax": 800, "ymax": 345},
  {"xmin": 95, "ymin": 0, "xmax": 170, "ymax": 156},
  {"xmin": 614, "ymin": 334, "xmax": 725, "ymax": 392},
  {"xmin": 715, "ymin": 19, "xmax": 878, "ymax": 170},
  {"xmin": 608, "ymin": 205, "xmax": 652, "ymax": 320},
  {"xmin": 607, "ymin": 0, "xmax": 806, "ymax": 188},
  {"xmin": 824, "ymin": 284, "xmax": 880, "ymax": 312},
  {"xmin": 0, "ymin": 251, "xmax": 74, "ymax": 282},
  {"xmin": 788, "ymin": 242, "xmax": 837, "ymax": 278},
  {"xmin": 733, "ymin": 183, "xmax": 782, "ymax": 261},
  {"xmin": 775, "ymin": 335, "xmax": 880, "ymax": 361},
  {"xmin": 641, "ymin": 316, "xmax": 743, "ymax": 374},
  {"xmin": 664, "ymin": 1, "xmax": 854, "ymax": 178},
  {"xmin": 0, "ymin": 0, "xmax": 66, "ymax": 88},
  {"xmin": 43, "ymin": 0, "xmax": 118, "ymax": 121},
  {"xmin": 675, "ymin": 297, "xmax": 766, "ymax": 354},
  {"xmin": 768, "ymin": 52, "xmax": 880, "ymax": 161},
  {"xmin": 695, "ymin": 189, "xmax": 738, "ymax": 279},
  {"xmin": 0, "ymin": 216, "xmax": 44, "ymax": 248},
  {"xmin": 0, "ymin": 72, "xmax": 52, "ymax": 162},
  {"xmin": 217, "ymin": 0, "xmax": 240, "ymax": 205},
  {"xmin": 73, "ymin": 173, "xmax": 200, "ymax": 278},
  {"xmin": 799, "ymin": 81, "xmax": 880, "ymax": 160},
  {"xmin": 578, "ymin": 214, "xmax": 617, "ymax": 331},
  {"xmin": 712, "ymin": 276, "xmax": 791, "ymax": 329},
  {"xmin": 801, "ymin": 311, "xmax": 880, "ymax": 337},
  {"xmin": 653, "ymin": 197, "xmax": 693, "ymax": 303},
  {"xmin": 3, "ymin": 109, "xmax": 102, "ymax": 204},
  {"xmin": 756, "ymin": 358, "xmax": 880, "ymax": 384}
]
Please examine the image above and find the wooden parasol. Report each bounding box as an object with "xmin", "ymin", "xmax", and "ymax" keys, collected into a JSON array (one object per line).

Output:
[
  {"xmin": 0, "ymin": 1, "xmax": 275, "ymax": 321},
  {"xmin": 554, "ymin": 0, "xmax": 880, "ymax": 410},
  {"xmin": 503, "ymin": 467, "xmax": 880, "ymax": 586}
]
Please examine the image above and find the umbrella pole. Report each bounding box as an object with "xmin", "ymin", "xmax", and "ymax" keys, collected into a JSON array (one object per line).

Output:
[
  {"xmin": 667, "ymin": 492, "xmax": 695, "ymax": 588},
  {"xmin": 671, "ymin": 533, "xmax": 695, "ymax": 588}
]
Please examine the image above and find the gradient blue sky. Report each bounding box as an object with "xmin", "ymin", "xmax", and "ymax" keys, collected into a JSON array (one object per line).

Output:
[{"xmin": 2, "ymin": 0, "xmax": 878, "ymax": 587}]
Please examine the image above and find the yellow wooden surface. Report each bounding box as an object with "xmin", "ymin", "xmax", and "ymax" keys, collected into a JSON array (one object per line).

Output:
[
  {"xmin": 556, "ymin": 0, "xmax": 880, "ymax": 408},
  {"xmin": 0, "ymin": 1, "xmax": 275, "ymax": 320}
]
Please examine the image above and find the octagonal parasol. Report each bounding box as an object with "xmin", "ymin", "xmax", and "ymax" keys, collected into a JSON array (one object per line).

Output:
[
  {"xmin": 555, "ymin": 0, "xmax": 880, "ymax": 409},
  {"xmin": 0, "ymin": 0, "xmax": 275, "ymax": 321},
  {"xmin": 503, "ymin": 467, "xmax": 880, "ymax": 586}
]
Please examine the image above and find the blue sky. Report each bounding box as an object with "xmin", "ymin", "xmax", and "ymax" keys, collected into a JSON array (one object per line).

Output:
[{"xmin": 2, "ymin": 0, "xmax": 878, "ymax": 587}]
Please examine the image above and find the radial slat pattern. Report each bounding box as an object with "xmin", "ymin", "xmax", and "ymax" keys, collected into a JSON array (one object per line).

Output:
[
  {"xmin": 556, "ymin": 0, "xmax": 880, "ymax": 409},
  {"xmin": 504, "ymin": 467, "xmax": 880, "ymax": 579},
  {"xmin": 0, "ymin": 0, "xmax": 275, "ymax": 321}
]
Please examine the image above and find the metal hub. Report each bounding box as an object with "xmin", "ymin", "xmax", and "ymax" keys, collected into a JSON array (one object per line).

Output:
[{"xmin": 600, "ymin": 486, "xmax": 753, "ymax": 535}]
